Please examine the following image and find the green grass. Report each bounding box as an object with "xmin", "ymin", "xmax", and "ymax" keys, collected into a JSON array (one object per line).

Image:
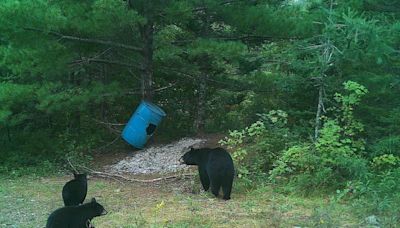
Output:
[{"xmin": 0, "ymin": 175, "xmax": 366, "ymax": 228}]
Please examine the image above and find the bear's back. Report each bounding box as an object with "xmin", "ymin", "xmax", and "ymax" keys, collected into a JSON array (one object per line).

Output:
[
  {"xmin": 46, "ymin": 206, "xmax": 91, "ymax": 228},
  {"xmin": 46, "ymin": 207, "xmax": 78, "ymax": 228},
  {"xmin": 206, "ymin": 148, "xmax": 234, "ymax": 173},
  {"xmin": 208, "ymin": 148, "xmax": 233, "ymax": 162}
]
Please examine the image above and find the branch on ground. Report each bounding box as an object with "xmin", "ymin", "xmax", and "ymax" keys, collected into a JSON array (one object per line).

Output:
[{"xmin": 77, "ymin": 165, "xmax": 196, "ymax": 183}]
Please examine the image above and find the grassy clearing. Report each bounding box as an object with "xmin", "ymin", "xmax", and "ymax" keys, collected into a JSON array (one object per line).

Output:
[{"xmin": 0, "ymin": 175, "xmax": 363, "ymax": 228}]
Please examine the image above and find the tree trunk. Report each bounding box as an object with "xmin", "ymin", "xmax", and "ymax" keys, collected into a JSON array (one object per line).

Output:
[
  {"xmin": 193, "ymin": 74, "xmax": 208, "ymax": 133},
  {"xmin": 314, "ymin": 85, "xmax": 324, "ymax": 140},
  {"xmin": 6, "ymin": 125, "xmax": 11, "ymax": 142},
  {"xmin": 101, "ymin": 64, "xmax": 107, "ymax": 119},
  {"xmin": 140, "ymin": 22, "xmax": 154, "ymax": 101}
]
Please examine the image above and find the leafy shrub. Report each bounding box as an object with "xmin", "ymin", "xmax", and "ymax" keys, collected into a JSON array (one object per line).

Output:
[
  {"xmin": 270, "ymin": 81, "xmax": 369, "ymax": 191},
  {"xmin": 220, "ymin": 110, "xmax": 294, "ymax": 183},
  {"xmin": 371, "ymin": 154, "xmax": 400, "ymax": 173}
]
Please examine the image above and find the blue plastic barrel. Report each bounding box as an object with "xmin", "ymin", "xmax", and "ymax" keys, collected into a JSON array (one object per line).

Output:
[{"xmin": 122, "ymin": 101, "xmax": 166, "ymax": 149}]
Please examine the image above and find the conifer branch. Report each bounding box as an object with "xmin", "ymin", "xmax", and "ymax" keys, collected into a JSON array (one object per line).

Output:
[
  {"xmin": 24, "ymin": 27, "xmax": 143, "ymax": 52},
  {"xmin": 70, "ymin": 57, "xmax": 143, "ymax": 70}
]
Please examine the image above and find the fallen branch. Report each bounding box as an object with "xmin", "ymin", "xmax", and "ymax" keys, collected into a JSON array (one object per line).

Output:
[{"xmin": 78, "ymin": 165, "xmax": 196, "ymax": 183}]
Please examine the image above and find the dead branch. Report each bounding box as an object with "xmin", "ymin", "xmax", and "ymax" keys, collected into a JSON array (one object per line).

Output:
[
  {"xmin": 93, "ymin": 136, "xmax": 121, "ymax": 152},
  {"xmin": 122, "ymin": 83, "xmax": 177, "ymax": 95},
  {"xmin": 77, "ymin": 165, "xmax": 196, "ymax": 183},
  {"xmin": 66, "ymin": 157, "xmax": 79, "ymax": 174},
  {"xmin": 24, "ymin": 27, "xmax": 142, "ymax": 52},
  {"xmin": 154, "ymin": 82, "xmax": 177, "ymax": 92},
  {"xmin": 70, "ymin": 57, "xmax": 143, "ymax": 70},
  {"xmin": 192, "ymin": 0, "xmax": 237, "ymax": 12},
  {"xmin": 92, "ymin": 119, "xmax": 126, "ymax": 126}
]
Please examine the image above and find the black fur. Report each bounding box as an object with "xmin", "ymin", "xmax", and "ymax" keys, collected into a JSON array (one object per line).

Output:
[
  {"xmin": 46, "ymin": 198, "xmax": 107, "ymax": 228},
  {"xmin": 181, "ymin": 147, "xmax": 235, "ymax": 200},
  {"xmin": 62, "ymin": 173, "xmax": 87, "ymax": 206}
]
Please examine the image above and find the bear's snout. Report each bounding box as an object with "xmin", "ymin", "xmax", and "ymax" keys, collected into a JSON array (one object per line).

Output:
[{"xmin": 179, "ymin": 156, "xmax": 184, "ymax": 164}]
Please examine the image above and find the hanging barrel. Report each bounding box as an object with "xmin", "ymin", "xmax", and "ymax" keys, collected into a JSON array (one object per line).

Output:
[{"xmin": 122, "ymin": 101, "xmax": 166, "ymax": 149}]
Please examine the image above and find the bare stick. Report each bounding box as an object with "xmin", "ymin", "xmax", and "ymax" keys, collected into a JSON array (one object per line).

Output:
[
  {"xmin": 70, "ymin": 57, "xmax": 143, "ymax": 70},
  {"xmin": 24, "ymin": 27, "xmax": 142, "ymax": 52},
  {"xmin": 77, "ymin": 165, "xmax": 195, "ymax": 183},
  {"xmin": 66, "ymin": 157, "xmax": 79, "ymax": 174},
  {"xmin": 92, "ymin": 118, "xmax": 126, "ymax": 126},
  {"xmin": 93, "ymin": 136, "xmax": 120, "ymax": 152}
]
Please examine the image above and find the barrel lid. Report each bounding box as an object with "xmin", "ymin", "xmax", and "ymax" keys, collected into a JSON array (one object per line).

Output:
[{"xmin": 142, "ymin": 101, "xmax": 167, "ymax": 117}]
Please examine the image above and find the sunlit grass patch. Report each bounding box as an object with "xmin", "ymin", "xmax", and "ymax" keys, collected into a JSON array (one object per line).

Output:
[{"xmin": 0, "ymin": 175, "xmax": 364, "ymax": 227}]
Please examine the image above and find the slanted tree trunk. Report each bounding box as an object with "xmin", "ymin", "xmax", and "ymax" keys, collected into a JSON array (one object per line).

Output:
[{"xmin": 140, "ymin": 22, "xmax": 154, "ymax": 101}]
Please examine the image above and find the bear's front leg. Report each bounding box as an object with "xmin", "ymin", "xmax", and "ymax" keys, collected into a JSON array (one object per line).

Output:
[{"xmin": 198, "ymin": 167, "xmax": 210, "ymax": 191}]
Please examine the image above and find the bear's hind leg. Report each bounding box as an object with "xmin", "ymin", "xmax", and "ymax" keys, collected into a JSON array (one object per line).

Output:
[
  {"xmin": 222, "ymin": 178, "xmax": 233, "ymax": 200},
  {"xmin": 210, "ymin": 180, "xmax": 221, "ymax": 197}
]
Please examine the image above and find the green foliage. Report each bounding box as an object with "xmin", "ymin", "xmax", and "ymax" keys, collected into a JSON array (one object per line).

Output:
[
  {"xmin": 270, "ymin": 81, "xmax": 368, "ymax": 190},
  {"xmin": 371, "ymin": 135, "xmax": 400, "ymax": 157},
  {"xmin": 333, "ymin": 81, "xmax": 368, "ymax": 151},
  {"xmin": 0, "ymin": 82, "xmax": 36, "ymax": 125},
  {"xmin": 0, "ymin": 3, "xmax": 398, "ymax": 218},
  {"xmin": 220, "ymin": 110, "xmax": 293, "ymax": 184},
  {"xmin": 351, "ymin": 169, "xmax": 400, "ymax": 226},
  {"xmin": 0, "ymin": 0, "xmax": 398, "ymax": 223},
  {"xmin": 371, "ymin": 154, "xmax": 400, "ymax": 172}
]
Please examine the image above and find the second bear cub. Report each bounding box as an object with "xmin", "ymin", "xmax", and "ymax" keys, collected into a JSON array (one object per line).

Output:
[{"xmin": 62, "ymin": 172, "xmax": 88, "ymax": 206}]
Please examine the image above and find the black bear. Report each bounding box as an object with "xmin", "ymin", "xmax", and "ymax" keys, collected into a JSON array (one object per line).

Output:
[
  {"xmin": 180, "ymin": 147, "xmax": 235, "ymax": 200},
  {"xmin": 46, "ymin": 198, "xmax": 107, "ymax": 228},
  {"xmin": 62, "ymin": 172, "xmax": 87, "ymax": 206}
]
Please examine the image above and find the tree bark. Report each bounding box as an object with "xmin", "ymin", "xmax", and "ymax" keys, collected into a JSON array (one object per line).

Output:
[
  {"xmin": 140, "ymin": 22, "xmax": 154, "ymax": 101},
  {"xmin": 314, "ymin": 85, "xmax": 324, "ymax": 140},
  {"xmin": 193, "ymin": 73, "xmax": 208, "ymax": 133},
  {"xmin": 101, "ymin": 64, "xmax": 107, "ymax": 120},
  {"xmin": 6, "ymin": 125, "xmax": 11, "ymax": 142}
]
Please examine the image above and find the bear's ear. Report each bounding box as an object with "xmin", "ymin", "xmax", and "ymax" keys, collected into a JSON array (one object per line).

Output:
[
  {"xmin": 190, "ymin": 147, "xmax": 195, "ymax": 151},
  {"xmin": 91, "ymin": 198, "xmax": 97, "ymax": 203}
]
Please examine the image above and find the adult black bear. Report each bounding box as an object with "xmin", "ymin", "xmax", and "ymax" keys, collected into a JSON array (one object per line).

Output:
[
  {"xmin": 62, "ymin": 172, "xmax": 87, "ymax": 206},
  {"xmin": 180, "ymin": 147, "xmax": 235, "ymax": 200},
  {"xmin": 46, "ymin": 198, "xmax": 107, "ymax": 228}
]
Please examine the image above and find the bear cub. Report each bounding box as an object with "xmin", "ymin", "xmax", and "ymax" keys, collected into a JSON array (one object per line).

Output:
[
  {"xmin": 46, "ymin": 197, "xmax": 107, "ymax": 228},
  {"xmin": 181, "ymin": 147, "xmax": 235, "ymax": 200},
  {"xmin": 62, "ymin": 172, "xmax": 88, "ymax": 206}
]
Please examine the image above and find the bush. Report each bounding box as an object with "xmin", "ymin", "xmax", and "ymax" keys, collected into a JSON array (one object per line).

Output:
[
  {"xmin": 270, "ymin": 81, "xmax": 369, "ymax": 191},
  {"xmin": 220, "ymin": 110, "xmax": 295, "ymax": 184}
]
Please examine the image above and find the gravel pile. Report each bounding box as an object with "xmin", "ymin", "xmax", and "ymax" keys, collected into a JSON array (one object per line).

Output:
[{"xmin": 109, "ymin": 138, "xmax": 206, "ymax": 174}]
